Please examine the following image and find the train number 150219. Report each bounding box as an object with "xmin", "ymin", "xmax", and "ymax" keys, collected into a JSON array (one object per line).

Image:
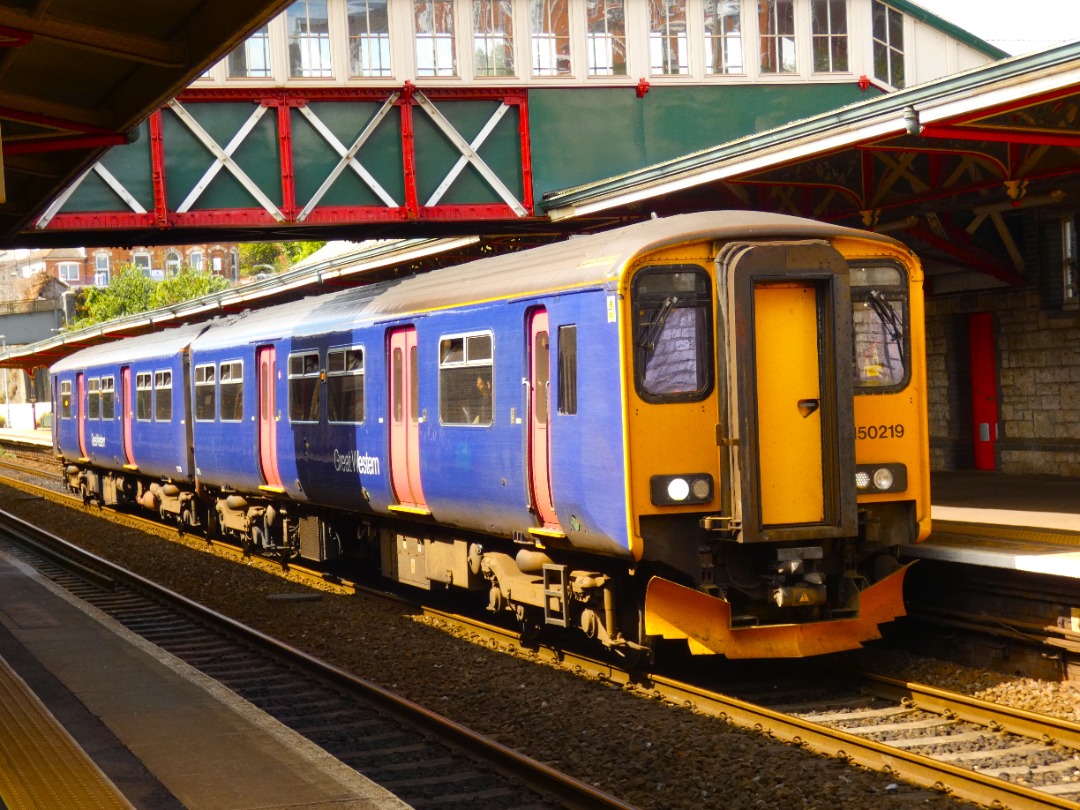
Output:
[{"xmin": 856, "ymin": 424, "xmax": 905, "ymax": 440}]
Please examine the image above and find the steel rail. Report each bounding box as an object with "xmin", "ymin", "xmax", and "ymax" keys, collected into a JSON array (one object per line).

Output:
[
  {"xmin": 846, "ymin": 671, "xmax": 1080, "ymax": 750},
  {"xmin": 7, "ymin": 468, "xmax": 1080, "ymax": 808}
]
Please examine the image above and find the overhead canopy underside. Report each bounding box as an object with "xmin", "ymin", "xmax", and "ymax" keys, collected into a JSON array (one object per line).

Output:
[{"xmin": 0, "ymin": 0, "xmax": 292, "ymax": 247}]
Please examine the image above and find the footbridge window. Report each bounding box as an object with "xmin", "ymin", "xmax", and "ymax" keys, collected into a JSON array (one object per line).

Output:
[{"xmin": 349, "ymin": 0, "xmax": 392, "ymax": 77}]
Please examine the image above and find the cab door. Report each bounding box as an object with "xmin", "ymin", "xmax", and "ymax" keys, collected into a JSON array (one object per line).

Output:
[
  {"xmin": 718, "ymin": 241, "xmax": 856, "ymax": 542},
  {"xmin": 257, "ymin": 346, "xmax": 284, "ymax": 489},
  {"xmin": 388, "ymin": 327, "xmax": 427, "ymax": 512},
  {"xmin": 527, "ymin": 309, "xmax": 560, "ymax": 533}
]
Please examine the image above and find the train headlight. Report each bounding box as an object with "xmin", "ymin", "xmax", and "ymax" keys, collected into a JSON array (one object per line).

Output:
[
  {"xmin": 651, "ymin": 474, "xmax": 714, "ymax": 506},
  {"xmin": 854, "ymin": 463, "xmax": 907, "ymax": 493}
]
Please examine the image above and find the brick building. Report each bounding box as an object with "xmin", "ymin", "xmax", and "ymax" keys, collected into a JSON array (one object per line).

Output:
[{"xmin": 41, "ymin": 244, "xmax": 241, "ymax": 288}]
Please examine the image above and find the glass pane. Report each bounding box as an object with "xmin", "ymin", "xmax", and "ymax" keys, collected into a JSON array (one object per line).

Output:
[
  {"xmin": 474, "ymin": 0, "xmax": 515, "ymax": 77},
  {"xmin": 557, "ymin": 325, "xmax": 577, "ymax": 415},
  {"xmin": 288, "ymin": 0, "xmax": 333, "ymax": 78},
  {"xmin": 410, "ymin": 346, "xmax": 419, "ymax": 422},
  {"xmin": 228, "ymin": 25, "xmax": 271, "ymax": 78},
  {"xmin": 415, "ymin": 0, "xmax": 457, "ymax": 77},
  {"xmin": 705, "ymin": 0, "xmax": 742, "ymax": 75},
  {"xmin": 650, "ymin": 0, "xmax": 688, "ymax": 76},
  {"xmin": 534, "ymin": 331, "xmax": 549, "ymax": 423},
  {"xmin": 642, "ymin": 308, "xmax": 707, "ymax": 395},
  {"xmin": 393, "ymin": 347, "xmax": 403, "ymax": 423},
  {"xmin": 530, "ymin": 0, "xmax": 571, "ymax": 76},
  {"xmin": 586, "ymin": 0, "xmax": 627, "ymax": 76},
  {"xmin": 348, "ymin": 0, "xmax": 392, "ymax": 77}
]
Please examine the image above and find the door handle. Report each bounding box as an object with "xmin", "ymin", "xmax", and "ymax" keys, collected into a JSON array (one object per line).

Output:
[{"xmin": 797, "ymin": 399, "xmax": 820, "ymax": 418}]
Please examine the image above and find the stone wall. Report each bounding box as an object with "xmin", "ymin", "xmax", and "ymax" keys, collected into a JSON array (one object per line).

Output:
[{"xmin": 925, "ymin": 288, "xmax": 1080, "ymax": 475}]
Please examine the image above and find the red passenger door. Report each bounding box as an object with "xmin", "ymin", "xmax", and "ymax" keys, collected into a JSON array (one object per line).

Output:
[
  {"xmin": 388, "ymin": 328, "xmax": 427, "ymax": 512},
  {"xmin": 121, "ymin": 366, "xmax": 136, "ymax": 468},
  {"xmin": 257, "ymin": 346, "xmax": 284, "ymax": 489},
  {"xmin": 527, "ymin": 309, "xmax": 560, "ymax": 533},
  {"xmin": 969, "ymin": 312, "xmax": 998, "ymax": 471}
]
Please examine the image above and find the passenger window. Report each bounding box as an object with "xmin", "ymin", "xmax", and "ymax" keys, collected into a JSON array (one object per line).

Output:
[
  {"xmin": 60, "ymin": 380, "xmax": 73, "ymax": 419},
  {"xmin": 439, "ymin": 332, "xmax": 492, "ymax": 425},
  {"xmin": 557, "ymin": 325, "xmax": 577, "ymax": 415},
  {"xmin": 154, "ymin": 370, "xmax": 173, "ymax": 422},
  {"xmin": 631, "ymin": 266, "xmax": 713, "ymax": 402},
  {"xmin": 136, "ymin": 372, "xmax": 152, "ymax": 421},
  {"xmin": 327, "ymin": 347, "xmax": 364, "ymax": 423},
  {"xmin": 219, "ymin": 360, "xmax": 244, "ymax": 422},
  {"xmin": 194, "ymin": 364, "xmax": 216, "ymax": 421},
  {"xmin": 101, "ymin": 376, "xmax": 116, "ymax": 420},
  {"xmin": 288, "ymin": 352, "xmax": 321, "ymax": 423},
  {"xmin": 850, "ymin": 264, "xmax": 909, "ymax": 391},
  {"xmin": 88, "ymin": 378, "xmax": 100, "ymax": 420}
]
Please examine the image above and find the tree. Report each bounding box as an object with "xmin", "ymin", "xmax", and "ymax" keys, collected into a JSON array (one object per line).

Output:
[
  {"xmin": 69, "ymin": 263, "xmax": 230, "ymax": 330},
  {"xmin": 238, "ymin": 241, "xmax": 326, "ymax": 276}
]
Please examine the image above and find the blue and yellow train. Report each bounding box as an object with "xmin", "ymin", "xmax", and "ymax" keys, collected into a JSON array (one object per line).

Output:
[{"xmin": 51, "ymin": 211, "xmax": 929, "ymax": 659}]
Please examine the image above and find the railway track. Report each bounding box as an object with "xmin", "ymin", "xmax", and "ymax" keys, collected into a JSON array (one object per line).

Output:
[
  {"xmin": 423, "ymin": 610, "xmax": 1080, "ymax": 809},
  {"xmin": 6, "ymin": 448, "xmax": 1080, "ymax": 808},
  {"xmin": 0, "ymin": 508, "xmax": 635, "ymax": 810}
]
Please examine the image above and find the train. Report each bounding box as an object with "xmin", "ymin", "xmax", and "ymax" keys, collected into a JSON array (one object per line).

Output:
[{"xmin": 51, "ymin": 211, "xmax": 929, "ymax": 660}]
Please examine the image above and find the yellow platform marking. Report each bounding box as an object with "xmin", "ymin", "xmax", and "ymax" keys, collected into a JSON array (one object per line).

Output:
[{"xmin": 0, "ymin": 656, "xmax": 134, "ymax": 810}]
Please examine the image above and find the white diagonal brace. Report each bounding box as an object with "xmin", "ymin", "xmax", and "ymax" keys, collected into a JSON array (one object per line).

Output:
[
  {"xmin": 37, "ymin": 160, "xmax": 148, "ymax": 228},
  {"xmin": 93, "ymin": 163, "xmax": 147, "ymax": 214},
  {"xmin": 425, "ymin": 102, "xmax": 510, "ymax": 207},
  {"xmin": 168, "ymin": 100, "xmax": 285, "ymax": 222},
  {"xmin": 413, "ymin": 91, "xmax": 527, "ymax": 216},
  {"xmin": 296, "ymin": 93, "xmax": 400, "ymax": 221},
  {"xmin": 35, "ymin": 165, "xmax": 93, "ymax": 228}
]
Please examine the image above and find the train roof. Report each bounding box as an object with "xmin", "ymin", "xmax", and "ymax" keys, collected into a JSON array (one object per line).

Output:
[
  {"xmin": 51, "ymin": 212, "xmax": 912, "ymax": 364},
  {"xmin": 197, "ymin": 211, "xmax": 912, "ymax": 347},
  {"xmin": 51, "ymin": 321, "xmax": 218, "ymax": 373}
]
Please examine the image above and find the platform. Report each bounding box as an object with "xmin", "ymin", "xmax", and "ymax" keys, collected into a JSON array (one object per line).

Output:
[
  {"xmin": 0, "ymin": 548, "xmax": 411, "ymax": 810},
  {"xmin": 905, "ymin": 471, "xmax": 1080, "ymax": 577}
]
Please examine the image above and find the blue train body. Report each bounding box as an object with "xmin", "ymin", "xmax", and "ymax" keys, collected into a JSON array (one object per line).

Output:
[{"xmin": 52, "ymin": 212, "xmax": 930, "ymax": 660}]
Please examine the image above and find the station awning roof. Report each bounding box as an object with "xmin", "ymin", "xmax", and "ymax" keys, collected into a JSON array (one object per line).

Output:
[
  {"xmin": 0, "ymin": 0, "xmax": 293, "ymax": 248},
  {"xmin": 542, "ymin": 41, "xmax": 1080, "ymax": 290}
]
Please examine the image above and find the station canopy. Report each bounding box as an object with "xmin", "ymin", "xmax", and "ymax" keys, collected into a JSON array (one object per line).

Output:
[{"xmin": 0, "ymin": 0, "xmax": 292, "ymax": 248}]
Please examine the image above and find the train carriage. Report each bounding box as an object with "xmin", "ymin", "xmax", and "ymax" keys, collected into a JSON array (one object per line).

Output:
[{"xmin": 52, "ymin": 211, "xmax": 929, "ymax": 660}]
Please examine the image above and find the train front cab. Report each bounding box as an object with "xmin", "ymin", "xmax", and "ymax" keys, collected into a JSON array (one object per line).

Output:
[{"xmin": 627, "ymin": 233, "xmax": 928, "ymax": 658}]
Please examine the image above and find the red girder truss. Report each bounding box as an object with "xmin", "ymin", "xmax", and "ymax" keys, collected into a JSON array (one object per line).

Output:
[{"xmin": 41, "ymin": 84, "xmax": 534, "ymax": 233}]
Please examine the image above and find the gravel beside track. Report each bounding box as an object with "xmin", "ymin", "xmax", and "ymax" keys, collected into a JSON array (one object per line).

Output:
[{"xmin": 5, "ymin": 482, "xmax": 1079, "ymax": 808}]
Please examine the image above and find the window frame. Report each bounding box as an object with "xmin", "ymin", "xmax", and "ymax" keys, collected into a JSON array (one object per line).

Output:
[
  {"xmin": 327, "ymin": 345, "xmax": 365, "ymax": 424},
  {"xmin": 850, "ymin": 261, "xmax": 911, "ymax": 394},
  {"xmin": 414, "ymin": 0, "xmax": 459, "ymax": 78},
  {"xmin": 60, "ymin": 380, "xmax": 73, "ymax": 419},
  {"xmin": 649, "ymin": 0, "xmax": 690, "ymax": 77},
  {"xmin": 810, "ymin": 0, "xmax": 848, "ymax": 74},
  {"xmin": 135, "ymin": 371, "xmax": 153, "ymax": 421},
  {"xmin": 218, "ymin": 360, "xmax": 245, "ymax": 423},
  {"xmin": 57, "ymin": 262, "xmax": 80, "ymax": 283},
  {"xmin": 154, "ymin": 370, "xmax": 173, "ymax": 422},
  {"xmin": 757, "ymin": 0, "xmax": 797, "ymax": 75},
  {"xmin": 288, "ymin": 350, "xmax": 323, "ymax": 423},
  {"xmin": 439, "ymin": 330, "xmax": 494, "ymax": 426},
  {"xmin": 631, "ymin": 264, "xmax": 715, "ymax": 404},
  {"xmin": 871, "ymin": 0, "xmax": 904, "ymax": 89},
  {"xmin": 194, "ymin": 363, "xmax": 217, "ymax": 422},
  {"xmin": 87, "ymin": 377, "xmax": 101, "ymax": 420},
  {"xmin": 100, "ymin": 375, "xmax": 116, "ymax": 421}
]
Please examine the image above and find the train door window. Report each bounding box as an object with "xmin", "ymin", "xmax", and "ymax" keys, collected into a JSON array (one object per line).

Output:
[
  {"xmin": 392, "ymin": 348, "xmax": 403, "ymax": 423},
  {"xmin": 194, "ymin": 364, "xmax": 216, "ymax": 421},
  {"xmin": 100, "ymin": 376, "xmax": 116, "ymax": 420},
  {"xmin": 328, "ymin": 347, "xmax": 364, "ymax": 423},
  {"xmin": 439, "ymin": 332, "xmax": 493, "ymax": 425},
  {"xmin": 219, "ymin": 361, "xmax": 244, "ymax": 422},
  {"xmin": 288, "ymin": 351, "xmax": 321, "ymax": 423},
  {"xmin": 631, "ymin": 266, "xmax": 713, "ymax": 402},
  {"xmin": 60, "ymin": 380, "xmax": 73, "ymax": 419},
  {"xmin": 136, "ymin": 372, "xmax": 152, "ymax": 421},
  {"xmin": 155, "ymin": 370, "xmax": 173, "ymax": 422},
  {"xmin": 87, "ymin": 378, "xmax": 101, "ymax": 419},
  {"xmin": 557, "ymin": 325, "xmax": 577, "ymax": 415},
  {"xmin": 850, "ymin": 264, "xmax": 909, "ymax": 391}
]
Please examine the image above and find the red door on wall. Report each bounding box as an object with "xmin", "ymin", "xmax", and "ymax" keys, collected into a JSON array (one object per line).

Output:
[{"xmin": 969, "ymin": 312, "xmax": 999, "ymax": 471}]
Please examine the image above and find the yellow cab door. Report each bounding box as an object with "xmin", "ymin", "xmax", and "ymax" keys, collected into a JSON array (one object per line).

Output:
[{"xmin": 717, "ymin": 240, "xmax": 857, "ymax": 543}]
